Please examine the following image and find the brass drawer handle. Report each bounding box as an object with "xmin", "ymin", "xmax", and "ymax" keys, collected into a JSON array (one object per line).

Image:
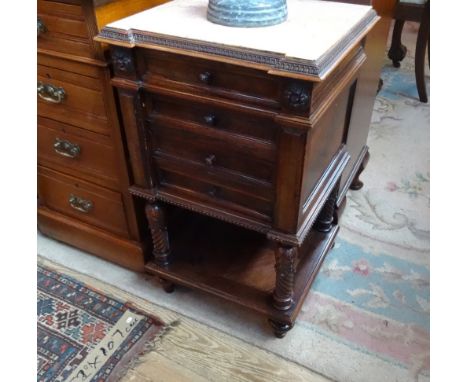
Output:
[
  {"xmin": 204, "ymin": 115, "xmax": 218, "ymax": 126},
  {"xmin": 37, "ymin": 81, "xmax": 66, "ymax": 104},
  {"xmin": 205, "ymin": 154, "xmax": 216, "ymax": 166},
  {"xmin": 54, "ymin": 138, "xmax": 81, "ymax": 159},
  {"xmin": 199, "ymin": 71, "xmax": 213, "ymax": 84},
  {"xmin": 69, "ymin": 194, "xmax": 93, "ymax": 214},
  {"xmin": 37, "ymin": 17, "xmax": 47, "ymax": 36}
]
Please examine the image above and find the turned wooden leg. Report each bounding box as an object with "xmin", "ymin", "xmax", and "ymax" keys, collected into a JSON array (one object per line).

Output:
[
  {"xmin": 268, "ymin": 319, "xmax": 294, "ymax": 338},
  {"xmin": 145, "ymin": 202, "xmax": 175, "ymax": 293},
  {"xmin": 272, "ymin": 245, "xmax": 298, "ymax": 311},
  {"xmin": 314, "ymin": 181, "xmax": 340, "ymax": 233},
  {"xmin": 415, "ymin": 1, "xmax": 429, "ymax": 103},
  {"xmin": 145, "ymin": 202, "xmax": 171, "ymax": 266},
  {"xmin": 388, "ymin": 20, "xmax": 407, "ymax": 68},
  {"xmin": 350, "ymin": 151, "xmax": 370, "ymax": 191}
]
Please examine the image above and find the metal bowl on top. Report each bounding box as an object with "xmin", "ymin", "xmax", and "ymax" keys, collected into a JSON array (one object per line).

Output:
[{"xmin": 207, "ymin": 0, "xmax": 288, "ymax": 28}]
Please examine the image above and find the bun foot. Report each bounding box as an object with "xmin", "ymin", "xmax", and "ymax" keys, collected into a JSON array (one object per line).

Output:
[
  {"xmin": 350, "ymin": 151, "xmax": 370, "ymax": 191},
  {"xmin": 160, "ymin": 278, "xmax": 175, "ymax": 293},
  {"xmin": 350, "ymin": 178, "xmax": 364, "ymax": 191},
  {"xmin": 268, "ymin": 319, "xmax": 293, "ymax": 338}
]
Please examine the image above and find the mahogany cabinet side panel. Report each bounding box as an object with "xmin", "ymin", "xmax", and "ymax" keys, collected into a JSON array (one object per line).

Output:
[
  {"xmin": 339, "ymin": 17, "xmax": 391, "ymax": 199},
  {"xmin": 299, "ymin": 83, "xmax": 356, "ymax": 225}
]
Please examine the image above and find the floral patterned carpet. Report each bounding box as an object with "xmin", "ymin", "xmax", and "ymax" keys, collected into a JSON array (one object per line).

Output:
[{"xmin": 293, "ymin": 28, "xmax": 430, "ymax": 382}]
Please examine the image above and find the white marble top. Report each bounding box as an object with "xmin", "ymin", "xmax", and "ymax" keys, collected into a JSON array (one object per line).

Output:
[{"xmin": 99, "ymin": 0, "xmax": 378, "ymax": 79}]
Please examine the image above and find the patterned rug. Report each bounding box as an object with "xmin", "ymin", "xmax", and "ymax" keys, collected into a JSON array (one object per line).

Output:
[{"xmin": 37, "ymin": 265, "xmax": 166, "ymax": 382}]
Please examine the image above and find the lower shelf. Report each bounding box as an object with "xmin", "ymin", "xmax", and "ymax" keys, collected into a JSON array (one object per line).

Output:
[
  {"xmin": 145, "ymin": 208, "xmax": 338, "ymax": 324},
  {"xmin": 38, "ymin": 207, "xmax": 147, "ymax": 272}
]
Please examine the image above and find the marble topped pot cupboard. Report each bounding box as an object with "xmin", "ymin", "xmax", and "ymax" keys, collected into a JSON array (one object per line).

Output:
[
  {"xmin": 96, "ymin": 0, "xmax": 380, "ymax": 338},
  {"xmin": 37, "ymin": 0, "xmax": 168, "ymax": 271}
]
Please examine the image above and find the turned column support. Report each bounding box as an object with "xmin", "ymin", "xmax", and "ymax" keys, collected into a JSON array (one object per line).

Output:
[
  {"xmin": 145, "ymin": 201, "xmax": 174, "ymax": 293},
  {"xmin": 145, "ymin": 202, "xmax": 174, "ymax": 293},
  {"xmin": 270, "ymin": 244, "xmax": 297, "ymax": 338},
  {"xmin": 145, "ymin": 201, "xmax": 171, "ymax": 267},
  {"xmin": 272, "ymin": 244, "xmax": 298, "ymax": 311},
  {"xmin": 314, "ymin": 180, "xmax": 340, "ymax": 233}
]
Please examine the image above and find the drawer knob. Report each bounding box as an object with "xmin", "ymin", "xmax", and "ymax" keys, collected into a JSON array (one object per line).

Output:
[
  {"xmin": 199, "ymin": 71, "xmax": 213, "ymax": 84},
  {"xmin": 54, "ymin": 138, "xmax": 81, "ymax": 159},
  {"xmin": 69, "ymin": 194, "xmax": 93, "ymax": 214},
  {"xmin": 37, "ymin": 81, "xmax": 66, "ymax": 104},
  {"xmin": 207, "ymin": 187, "xmax": 219, "ymax": 197},
  {"xmin": 204, "ymin": 115, "xmax": 218, "ymax": 126},
  {"xmin": 37, "ymin": 17, "xmax": 47, "ymax": 36},
  {"xmin": 205, "ymin": 154, "xmax": 216, "ymax": 166}
]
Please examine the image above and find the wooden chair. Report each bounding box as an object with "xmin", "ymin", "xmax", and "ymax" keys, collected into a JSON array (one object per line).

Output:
[{"xmin": 388, "ymin": 0, "xmax": 430, "ymax": 102}]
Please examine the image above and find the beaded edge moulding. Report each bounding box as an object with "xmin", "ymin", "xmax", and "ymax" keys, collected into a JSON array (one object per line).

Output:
[{"xmin": 207, "ymin": 0, "xmax": 288, "ymax": 28}]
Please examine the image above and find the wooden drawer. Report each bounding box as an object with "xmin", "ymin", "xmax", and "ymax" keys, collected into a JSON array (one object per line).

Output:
[
  {"xmin": 158, "ymin": 166, "xmax": 273, "ymax": 222},
  {"xmin": 38, "ymin": 166, "xmax": 129, "ymax": 238},
  {"xmin": 38, "ymin": 116, "xmax": 119, "ymax": 189},
  {"xmin": 37, "ymin": 63, "xmax": 110, "ymax": 134},
  {"xmin": 38, "ymin": 0, "xmax": 85, "ymax": 18},
  {"xmin": 139, "ymin": 50, "xmax": 282, "ymax": 109},
  {"xmin": 38, "ymin": 0, "xmax": 94, "ymax": 59},
  {"xmin": 147, "ymin": 93, "xmax": 278, "ymax": 143},
  {"xmin": 147, "ymin": 115, "xmax": 276, "ymax": 184}
]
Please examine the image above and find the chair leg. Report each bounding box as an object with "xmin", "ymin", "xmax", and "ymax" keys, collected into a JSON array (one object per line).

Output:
[
  {"xmin": 415, "ymin": 2, "xmax": 430, "ymax": 103},
  {"xmin": 377, "ymin": 78, "xmax": 384, "ymax": 94},
  {"xmin": 388, "ymin": 20, "xmax": 407, "ymax": 68},
  {"xmin": 427, "ymin": 19, "xmax": 430, "ymax": 67}
]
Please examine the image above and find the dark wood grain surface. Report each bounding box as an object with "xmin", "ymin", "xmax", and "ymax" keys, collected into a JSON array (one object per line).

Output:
[{"xmin": 37, "ymin": 0, "xmax": 169, "ymax": 271}]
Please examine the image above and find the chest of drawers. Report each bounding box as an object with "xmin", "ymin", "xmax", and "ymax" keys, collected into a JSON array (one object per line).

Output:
[
  {"xmin": 37, "ymin": 0, "xmax": 167, "ymax": 271},
  {"xmin": 96, "ymin": 0, "xmax": 380, "ymax": 336}
]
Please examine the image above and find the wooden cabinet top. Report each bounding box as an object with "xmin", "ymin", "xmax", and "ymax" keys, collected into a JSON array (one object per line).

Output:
[{"xmin": 95, "ymin": 0, "xmax": 378, "ymax": 81}]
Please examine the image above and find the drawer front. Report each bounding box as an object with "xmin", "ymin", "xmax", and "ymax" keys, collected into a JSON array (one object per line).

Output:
[
  {"xmin": 148, "ymin": 93, "xmax": 278, "ymax": 143},
  {"xmin": 38, "ymin": 0, "xmax": 85, "ymax": 18},
  {"xmin": 38, "ymin": 0, "xmax": 94, "ymax": 59},
  {"xmin": 38, "ymin": 64, "xmax": 110, "ymax": 134},
  {"xmin": 148, "ymin": 117, "xmax": 276, "ymax": 184},
  {"xmin": 38, "ymin": 167, "xmax": 129, "ymax": 237},
  {"xmin": 158, "ymin": 167, "xmax": 273, "ymax": 222},
  {"xmin": 140, "ymin": 50, "xmax": 282, "ymax": 109},
  {"xmin": 38, "ymin": 117, "xmax": 119, "ymax": 188}
]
